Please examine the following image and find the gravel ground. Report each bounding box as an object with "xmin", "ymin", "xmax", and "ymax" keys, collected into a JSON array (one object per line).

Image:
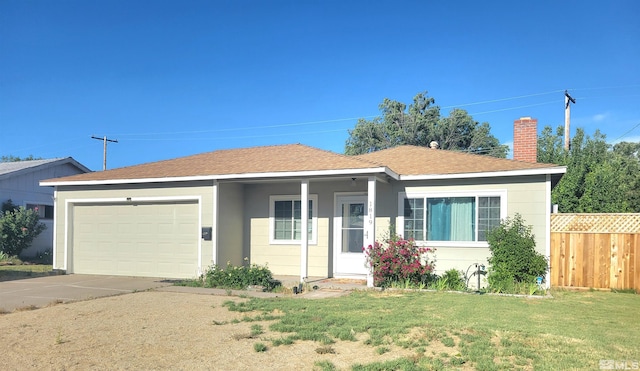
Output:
[{"xmin": 1, "ymin": 290, "xmax": 417, "ymax": 370}]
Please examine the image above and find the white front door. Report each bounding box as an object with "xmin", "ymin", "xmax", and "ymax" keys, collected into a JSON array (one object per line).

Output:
[{"xmin": 334, "ymin": 195, "xmax": 368, "ymax": 276}]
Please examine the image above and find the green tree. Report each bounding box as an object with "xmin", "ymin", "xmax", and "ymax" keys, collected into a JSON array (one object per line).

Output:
[
  {"xmin": 612, "ymin": 141, "xmax": 640, "ymax": 211},
  {"xmin": 537, "ymin": 125, "xmax": 640, "ymax": 212},
  {"xmin": 0, "ymin": 206, "xmax": 47, "ymax": 256},
  {"xmin": 0, "ymin": 154, "xmax": 42, "ymax": 162},
  {"xmin": 345, "ymin": 91, "xmax": 508, "ymax": 157}
]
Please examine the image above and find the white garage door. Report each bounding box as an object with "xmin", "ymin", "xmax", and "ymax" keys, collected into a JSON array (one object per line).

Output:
[{"xmin": 71, "ymin": 201, "xmax": 199, "ymax": 278}]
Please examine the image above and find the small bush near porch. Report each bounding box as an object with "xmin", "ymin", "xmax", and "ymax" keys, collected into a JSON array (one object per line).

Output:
[
  {"xmin": 363, "ymin": 237, "xmax": 436, "ymax": 288},
  {"xmin": 178, "ymin": 261, "xmax": 280, "ymax": 291}
]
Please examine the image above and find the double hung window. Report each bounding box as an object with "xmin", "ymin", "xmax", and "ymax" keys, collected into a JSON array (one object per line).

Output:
[
  {"xmin": 401, "ymin": 192, "xmax": 504, "ymax": 243},
  {"xmin": 269, "ymin": 195, "xmax": 317, "ymax": 244}
]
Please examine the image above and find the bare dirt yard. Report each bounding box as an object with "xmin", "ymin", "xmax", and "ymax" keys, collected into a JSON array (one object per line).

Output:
[{"xmin": 1, "ymin": 290, "xmax": 417, "ymax": 370}]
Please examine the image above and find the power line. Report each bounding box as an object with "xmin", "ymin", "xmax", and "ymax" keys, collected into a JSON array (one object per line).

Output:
[
  {"xmin": 441, "ymin": 90, "xmax": 564, "ymax": 109},
  {"xmin": 612, "ymin": 122, "xmax": 640, "ymax": 142},
  {"xmin": 103, "ymin": 85, "xmax": 639, "ymax": 141},
  {"xmin": 117, "ymin": 128, "xmax": 349, "ymax": 142},
  {"xmin": 109, "ymin": 90, "xmax": 567, "ymax": 139},
  {"xmin": 111, "ymin": 116, "xmax": 376, "ymax": 137},
  {"xmin": 469, "ymin": 101, "xmax": 558, "ymax": 116}
]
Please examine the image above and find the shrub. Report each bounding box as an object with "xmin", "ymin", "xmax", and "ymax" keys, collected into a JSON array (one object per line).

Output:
[
  {"xmin": 486, "ymin": 214, "xmax": 548, "ymax": 290},
  {"xmin": 203, "ymin": 260, "xmax": 277, "ymax": 290},
  {"xmin": 31, "ymin": 248, "xmax": 53, "ymax": 264},
  {"xmin": 364, "ymin": 237, "xmax": 436, "ymax": 288},
  {"xmin": 437, "ymin": 269, "xmax": 465, "ymax": 291},
  {"xmin": 0, "ymin": 206, "xmax": 46, "ymax": 257}
]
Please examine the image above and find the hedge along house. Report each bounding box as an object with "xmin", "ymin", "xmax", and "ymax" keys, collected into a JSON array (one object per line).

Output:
[{"xmin": 41, "ymin": 118, "xmax": 565, "ymax": 287}]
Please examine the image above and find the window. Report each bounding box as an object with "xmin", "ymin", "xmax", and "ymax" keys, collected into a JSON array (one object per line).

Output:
[
  {"xmin": 269, "ymin": 195, "xmax": 318, "ymax": 244},
  {"xmin": 26, "ymin": 203, "xmax": 54, "ymax": 219},
  {"xmin": 401, "ymin": 193, "xmax": 504, "ymax": 243}
]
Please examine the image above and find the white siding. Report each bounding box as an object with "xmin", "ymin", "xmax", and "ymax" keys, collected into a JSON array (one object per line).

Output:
[
  {"xmin": 382, "ymin": 175, "xmax": 550, "ymax": 284},
  {"xmin": 0, "ymin": 162, "xmax": 87, "ymax": 256}
]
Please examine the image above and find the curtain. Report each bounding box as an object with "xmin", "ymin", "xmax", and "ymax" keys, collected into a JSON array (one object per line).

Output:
[
  {"xmin": 427, "ymin": 197, "xmax": 475, "ymax": 241},
  {"xmin": 450, "ymin": 198, "xmax": 474, "ymax": 241},
  {"xmin": 428, "ymin": 198, "xmax": 451, "ymax": 240}
]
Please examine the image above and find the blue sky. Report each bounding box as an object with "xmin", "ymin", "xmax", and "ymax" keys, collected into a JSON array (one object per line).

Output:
[{"xmin": 1, "ymin": 0, "xmax": 639, "ymax": 171}]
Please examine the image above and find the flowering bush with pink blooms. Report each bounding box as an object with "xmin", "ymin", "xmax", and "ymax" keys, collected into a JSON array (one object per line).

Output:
[{"xmin": 363, "ymin": 237, "xmax": 436, "ymax": 288}]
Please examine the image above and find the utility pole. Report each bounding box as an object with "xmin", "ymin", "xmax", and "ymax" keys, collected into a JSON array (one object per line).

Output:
[
  {"xmin": 91, "ymin": 135, "xmax": 118, "ymax": 171},
  {"xmin": 564, "ymin": 90, "xmax": 576, "ymax": 151}
]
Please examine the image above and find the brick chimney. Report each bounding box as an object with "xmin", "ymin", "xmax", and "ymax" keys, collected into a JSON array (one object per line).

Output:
[{"xmin": 513, "ymin": 117, "xmax": 537, "ymax": 163}]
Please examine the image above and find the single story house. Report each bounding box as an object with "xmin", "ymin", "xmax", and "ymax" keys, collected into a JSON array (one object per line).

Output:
[
  {"xmin": 0, "ymin": 157, "xmax": 90, "ymax": 257},
  {"xmin": 41, "ymin": 118, "xmax": 565, "ymax": 287}
]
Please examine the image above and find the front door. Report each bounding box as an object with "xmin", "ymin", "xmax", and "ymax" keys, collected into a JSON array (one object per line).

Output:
[{"xmin": 334, "ymin": 195, "xmax": 368, "ymax": 276}]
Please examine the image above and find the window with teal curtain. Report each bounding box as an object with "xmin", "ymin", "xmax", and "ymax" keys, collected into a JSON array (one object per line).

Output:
[{"xmin": 427, "ymin": 197, "xmax": 475, "ymax": 241}]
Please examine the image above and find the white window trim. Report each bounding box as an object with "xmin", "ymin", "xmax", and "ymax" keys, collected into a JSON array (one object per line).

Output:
[
  {"xmin": 397, "ymin": 190, "xmax": 507, "ymax": 248},
  {"xmin": 269, "ymin": 194, "xmax": 318, "ymax": 245}
]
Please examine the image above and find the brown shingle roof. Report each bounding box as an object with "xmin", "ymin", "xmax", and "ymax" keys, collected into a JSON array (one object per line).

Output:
[
  {"xmin": 43, "ymin": 144, "xmax": 564, "ymax": 184},
  {"xmin": 44, "ymin": 144, "xmax": 382, "ymax": 183},
  {"xmin": 356, "ymin": 145, "xmax": 562, "ymax": 176}
]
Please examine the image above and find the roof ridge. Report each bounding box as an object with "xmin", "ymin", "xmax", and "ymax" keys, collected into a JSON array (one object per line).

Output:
[{"xmin": 297, "ymin": 143, "xmax": 386, "ymax": 168}]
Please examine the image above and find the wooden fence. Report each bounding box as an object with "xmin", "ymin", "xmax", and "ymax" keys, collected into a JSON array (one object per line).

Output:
[{"xmin": 550, "ymin": 213, "xmax": 640, "ymax": 292}]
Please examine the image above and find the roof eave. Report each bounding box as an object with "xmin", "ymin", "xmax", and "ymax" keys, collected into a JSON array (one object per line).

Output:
[
  {"xmin": 399, "ymin": 166, "xmax": 567, "ymax": 181},
  {"xmin": 40, "ymin": 167, "xmax": 397, "ymax": 187}
]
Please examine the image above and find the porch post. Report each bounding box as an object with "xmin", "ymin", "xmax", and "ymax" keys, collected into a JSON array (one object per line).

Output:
[
  {"xmin": 545, "ymin": 174, "xmax": 551, "ymax": 289},
  {"xmin": 212, "ymin": 180, "xmax": 219, "ymax": 269},
  {"xmin": 300, "ymin": 180, "xmax": 309, "ymax": 282},
  {"xmin": 366, "ymin": 176, "xmax": 377, "ymax": 287}
]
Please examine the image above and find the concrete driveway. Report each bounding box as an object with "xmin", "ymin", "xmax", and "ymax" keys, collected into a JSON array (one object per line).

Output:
[{"xmin": 0, "ymin": 274, "xmax": 173, "ymax": 312}]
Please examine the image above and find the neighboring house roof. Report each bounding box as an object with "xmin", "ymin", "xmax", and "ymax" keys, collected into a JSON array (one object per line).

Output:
[
  {"xmin": 41, "ymin": 144, "xmax": 566, "ymax": 186},
  {"xmin": 0, "ymin": 157, "xmax": 91, "ymax": 181}
]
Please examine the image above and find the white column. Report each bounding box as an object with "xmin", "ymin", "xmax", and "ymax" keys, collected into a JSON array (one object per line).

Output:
[
  {"xmin": 366, "ymin": 176, "xmax": 377, "ymax": 287},
  {"xmin": 212, "ymin": 180, "xmax": 219, "ymax": 268},
  {"xmin": 52, "ymin": 189, "xmax": 58, "ymax": 270},
  {"xmin": 545, "ymin": 174, "xmax": 551, "ymax": 289},
  {"xmin": 300, "ymin": 180, "xmax": 309, "ymax": 282}
]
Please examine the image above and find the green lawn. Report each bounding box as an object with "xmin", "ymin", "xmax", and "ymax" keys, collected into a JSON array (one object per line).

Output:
[
  {"xmin": 0, "ymin": 264, "xmax": 55, "ymax": 281},
  {"xmin": 224, "ymin": 289, "xmax": 639, "ymax": 370}
]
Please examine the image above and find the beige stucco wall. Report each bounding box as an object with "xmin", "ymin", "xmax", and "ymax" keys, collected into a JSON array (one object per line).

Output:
[{"xmin": 52, "ymin": 181, "xmax": 215, "ymax": 273}]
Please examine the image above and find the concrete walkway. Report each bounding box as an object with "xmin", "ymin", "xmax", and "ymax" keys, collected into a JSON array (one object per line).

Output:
[{"xmin": 0, "ymin": 275, "xmax": 368, "ymax": 312}]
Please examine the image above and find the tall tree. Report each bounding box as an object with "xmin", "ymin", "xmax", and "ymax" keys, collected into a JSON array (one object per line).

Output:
[
  {"xmin": 612, "ymin": 141, "xmax": 640, "ymax": 211},
  {"xmin": 0, "ymin": 155, "xmax": 42, "ymax": 162},
  {"xmin": 345, "ymin": 91, "xmax": 508, "ymax": 157},
  {"xmin": 538, "ymin": 125, "xmax": 640, "ymax": 212}
]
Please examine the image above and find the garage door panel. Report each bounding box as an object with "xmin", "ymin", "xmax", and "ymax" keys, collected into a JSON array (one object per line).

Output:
[{"xmin": 72, "ymin": 202, "xmax": 199, "ymax": 278}]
